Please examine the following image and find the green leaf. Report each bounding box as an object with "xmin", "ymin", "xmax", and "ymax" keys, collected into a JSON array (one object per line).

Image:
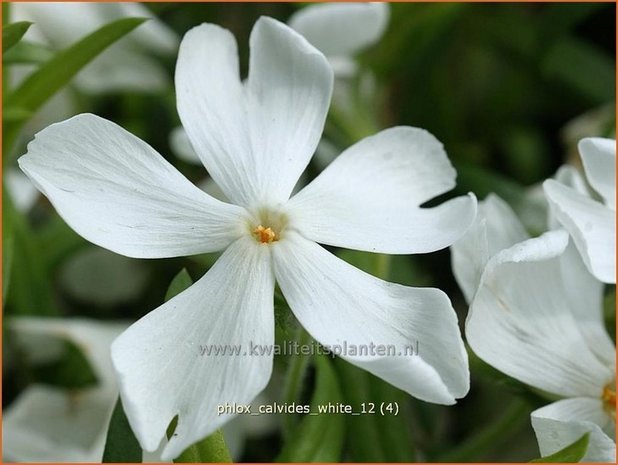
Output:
[
  {"xmin": 103, "ymin": 398, "xmax": 142, "ymax": 463},
  {"xmin": 277, "ymin": 356, "xmax": 345, "ymax": 462},
  {"xmin": 3, "ymin": 40, "xmax": 54, "ymax": 64},
  {"xmin": 6, "ymin": 17, "xmax": 146, "ymax": 112},
  {"xmin": 2, "ymin": 188, "xmax": 15, "ymax": 302},
  {"xmin": 165, "ymin": 268, "xmax": 193, "ymax": 301},
  {"xmin": 530, "ymin": 433, "xmax": 590, "ymax": 463},
  {"xmin": 334, "ymin": 359, "xmax": 415, "ymax": 461},
  {"xmin": 174, "ymin": 430, "xmax": 232, "ymax": 463},
  {"xmin": 5, "ymin": 193, "xmax": 57, "ymax": 316},
  {"xmin": 2, "ymin": 21, "xmax": 32, "ymax": 52},
  {"xmin": 2, "ymin": 105, "xmax": 32, "ymax": 123},
  {"xmin": 33, "ymin": 340, "xmax": 98, "ymax": 389}
]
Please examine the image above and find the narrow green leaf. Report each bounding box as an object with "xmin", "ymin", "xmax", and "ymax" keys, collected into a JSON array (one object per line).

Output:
[
  {"xmin": 2, "ymin": 21, "xmax": 32, "ymax": 52},
  {"xmin": 103, "ymin": 398, "xmax": 142, "ymax": 463},
  {"xmin": 165, "ymin": 268, "xmax": 193, "ymax": 301},
  {"xmin": 6, "ymin": 17, "xmax": 146, "ymax": 111},
  {"xmin": 277, "ymin": 356, "xmax": 345, "ymax": 462},
  {"xmin": 5, "ymin": 193, "xmax": 57, "ymax": 316},
  {"xmin": 2, "ymin": 188, "xmax": 15, "ymax": 302},
  {"xmin": 3, "ymin": 40, "xmax": 54, "ymax": 64},
  {"xmin": 174, "ymin": 430, "xmax": 232, "ymax": 463},
  {"xmin": 530, "ymin": 433, "xmax": 590, "ymax": 463},
  {"xmin": 2, "ymin": 106, "xmax": 32, "ymax": 123}
]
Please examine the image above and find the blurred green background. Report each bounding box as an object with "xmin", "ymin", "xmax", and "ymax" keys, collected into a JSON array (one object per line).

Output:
[{"xmin": 3, "ymin": 2, "xmax": 616, "ymax": 462}]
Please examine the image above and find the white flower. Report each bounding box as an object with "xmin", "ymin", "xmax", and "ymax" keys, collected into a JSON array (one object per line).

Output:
[
  {"xmin": 3, "ymin": 318, "xmax": 128, "ymax": 462},
  {"xmin": 544, "ymin": 137, "xmax": 616, "ymax": 283},
  {"xmin": 288, "ymin": 2, "xmax": 389, "ymax": 77},
  {"xmin": 19, "ymin": 17, "xmax": 476, "ymax": 459},
  {"xmin": 452, "ymin": 195, "xmax": 616, "ymax": 462},
  {"xmin": 12, "ymin": 2, "xmax": 178, "ymax": 94}
]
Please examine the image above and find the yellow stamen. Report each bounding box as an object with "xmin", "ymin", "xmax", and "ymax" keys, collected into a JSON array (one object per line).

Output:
[
  {"xmin": 602, "ymin": 383, "xmax": 616, "ymax": 419},
  {"xmin": 253, "ymin": 225, "xmax": 277, "ymax": 244}
]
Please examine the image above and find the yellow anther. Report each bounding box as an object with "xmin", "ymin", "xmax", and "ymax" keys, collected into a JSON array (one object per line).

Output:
[
  {"xmin": 253, "ymin": 225, "xmax": 277, "ymax": 244},
  {"xmin": 602, "ymin": 383, "xmax": 616, "ymax": 419}
]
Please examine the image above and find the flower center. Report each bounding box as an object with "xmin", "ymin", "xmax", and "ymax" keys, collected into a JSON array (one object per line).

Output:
[
  {"xmin": 249, "ymin": 207, "xmax": 288, "ymax": 244},
  {"xmin": 253, "ymin": 225, "xmax": 278, "ymax": 243},
  {"xmin": 602, "ymin": 382, "xmax": 616, "ymax": 419}
]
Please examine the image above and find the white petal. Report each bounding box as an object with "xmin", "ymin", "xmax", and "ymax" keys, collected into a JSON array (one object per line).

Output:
[
  {"xmin": 451, "ymin": 194, "xmax": 529, "ymax": 303},
  {"xmin": 111, "ymin": 237, "xmax": 275, "ymax": 460},
  {"xmin": 579, "ymin": 137, "xmax": 616, "ymax": 210},
  {"xmin": 548, "ymin": 165, "xmax": 591, "ymax": 229},
  {"xmin": 175, "ymin": 23, "xmax": 251, "ymax": 205},
  {"xmin": 272, "ymin": 231, "xmax": 469, "ymax": 405},
  {"xmin": 288, "ymin": 3, "xmax": 389, "ymax": 57},
  {"xmin": 176, "ymin": 19, "xmax": 333, "ymax": 207},
  {"xmin": 18, "ymin": 114, "xmax": 246, "ymax": 259},
  {"xmin": 544, "ymin": 179, "xmax": 615, "ymax": 283},
  {"xmin": 289, "ymin": 127, "xmax": 477, "ymax": 254},
  {"xmin": 246, "ymin": 17, "xmax": 333, "ymax": 205},
  {"xmin": 531, "ymin": 398, "xmax": 616, "ymax": 462},
  {"xmin": 466, "ymin": 230, "xmax": 613, "ymax": 398},
  {"xmin": 558, "ymin": 242, "xmax": 615, "ymax": 368},
  {"xmin": 3, "ymin": 385, "xmax": 114, "ymax": 462}
]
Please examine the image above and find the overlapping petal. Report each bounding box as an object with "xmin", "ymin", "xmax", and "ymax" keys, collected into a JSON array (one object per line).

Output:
[
  {"xmin": 18, "ymin": 114, "xmax": 246, "ymax": 259},
  {"xmin": 544, "ymin": 179, "xmax": 615, "ymax": 283},
  {"xmin": 273, "ymin": 231, "xmax": 469, "ymax": 405},
  {"xmin": 531, "ymin": 398, "xmax": 616, "ymax": 462},
  {"xmin": 451, "ymin": 194, "xmax": 528, "ymax": 303},
  {"xmin": 288, "ymin": 127, "xmax": 476, "ymax": 254},
  {"xmin": 288, "ymin": 3, "xmax": 389, "ymax": 58},
  {"xmin": 579, "ymin": 137, "xmax": 616, "ymax": 210},
  {"xmin": 111, "ymin": 237, "xmax": 275, "ymax": 459},
  {"xmin": 557, "ymin": 243, "xmax": 615, "ymax": 367},
  {"xmin": 176, "ymin": 17, "xmax": 333, "ymax": 207},
  {"xmin": 466, "ymin": 230, "xmax": 613, "ymax": 398}
]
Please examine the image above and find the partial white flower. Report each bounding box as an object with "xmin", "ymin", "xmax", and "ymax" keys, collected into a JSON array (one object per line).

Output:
[
  {"xmin": 12, "ymin": 2, "xmax": 178, "ymax": 94},
  {"xmin": 452, "ymin": 196, "xmax": 616, "ymax": 462},
  {"xmin": 19, "ymin": 17, "xmax": 476, "ymax": 459},
  {"xmin": 544, "ymin": 137, "xmax": 616, "ymax": 283},
  {"xmin": 3, "ymin": 318, "xmax": 128, "ymax": 462},
  {"xmin": 288, "ymin": 2, "xmax": 389, "ymax": 77}
]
